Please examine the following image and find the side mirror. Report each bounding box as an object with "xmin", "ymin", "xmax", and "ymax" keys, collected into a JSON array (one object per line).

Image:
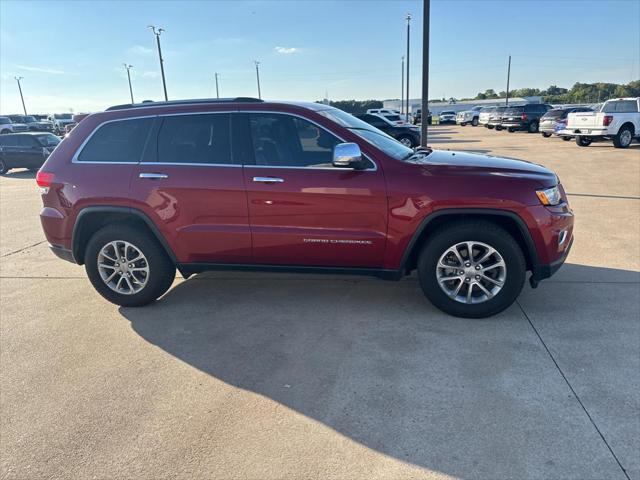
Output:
[{"xmin": 333, "ymin": 142, "xmax": 365, "ymax": 170}]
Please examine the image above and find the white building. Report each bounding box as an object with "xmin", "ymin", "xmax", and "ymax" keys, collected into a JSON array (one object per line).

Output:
[{"xmin": 383, "ymin": 96, "xmax": 543, "ymax": 115}]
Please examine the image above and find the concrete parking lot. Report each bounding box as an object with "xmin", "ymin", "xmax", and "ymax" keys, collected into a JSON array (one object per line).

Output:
[{"xmin": 1, "ymin": 125, "xmax": 638, "ymax": 479}]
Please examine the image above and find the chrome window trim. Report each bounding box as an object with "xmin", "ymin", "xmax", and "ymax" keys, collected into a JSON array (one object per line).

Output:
[
  {"xmin": 72, "ymin": 109, "xmax": 378, "ymax": 171},
  {"xmin": 71, "ymin": 115, "xmax": 156, "ymax": 164}
]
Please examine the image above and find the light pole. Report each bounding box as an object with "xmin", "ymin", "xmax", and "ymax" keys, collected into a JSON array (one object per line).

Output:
[
  {"xmin": 123, "ymin": 64, "xmax": 134, "ymax": 104},
  {"xmin": 15, "ymin": 77, "xmax": 27, "ymax": 115},
  {"xmin": 505, "ymin": 54, "xmax": 511, "ymax": 106},
  {"xmin": 254, "ymin": 61, "xmax": 262, "ymax": 99},
  {"xmin": 405, "ymin": 13, "xmax": 411, "ymax": 122},
  {"xmin": 401, "ymin": 56, "xmax": 405, "ymax": 116},
  {"xmin": 421, "ymin": 0, "xmax": 430, "ymax": 146},
  {"xmin": 214, "ymin": 72, "xmax": 220, "ymax": 98},
  {"xmin": 148, "ymin": 25, "xmax": 168, "ymax": 101}
]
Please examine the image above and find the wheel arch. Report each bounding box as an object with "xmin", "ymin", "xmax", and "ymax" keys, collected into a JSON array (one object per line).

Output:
[
  {"xmin": 619, "ymin": 122, "xmax": 635, "ymax": 135},
  {"xmin": 72, "ymin": 206, "xmax": 177, "ymax": 265},
  {"xmin": 400, "ymin": 209, "xmax": 538, "ymax": 274}
]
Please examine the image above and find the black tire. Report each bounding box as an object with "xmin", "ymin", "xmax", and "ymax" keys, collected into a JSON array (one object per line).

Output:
[
  {"xmin": 417, "ymin": 221, "xmax": 526, "ymax": 318},
  {"xmin": 496, "ymin": 125, "xmax": 503, "ymax": 131},
  {"xmin": 471, "ymin": 117, "xmax": 479, "ymax": 126},
  {"xmin": 576, "ymin": 135, "xmax": 592, "ymax": 147},
  {"xmin": 397, "ymin": 134, "xmax": 415, "ymax": 148},
  {"xmin": 508, "ymin": 127, "xmax": 516, "ymax": 133},
  {"xmin": 613, "ymin": 125, "xmax": 634, "ymax": 149},
  {"xmin": 542, "ymin": 132, "xmax": 552, "ymax": 138},
  {"xmin": 84, "ymin": 224, "xmax": 176, "ymax": 307},
  {"xmin": 0, "ymin": 159, "xmax": 8, "ymax": 174},
  {"xmin": 528, "ymin": 122, "xmax": 539, "ymax": 133},
  {"xmin": 562, "ymin": 136, "xmax": 571, "ymax": 141},
  {"xmin": 487, "ymin": 124, "xmax": 494, "ymax": 129},
  {"xmin": 460, "ymin": 123, "xmax": 466, "ymax": 127}
]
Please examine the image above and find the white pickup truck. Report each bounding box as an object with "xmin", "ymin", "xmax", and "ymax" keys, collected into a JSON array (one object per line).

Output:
[{"xmin": 562, "ymin": 97, "xmax": 639, "ymax": 148}]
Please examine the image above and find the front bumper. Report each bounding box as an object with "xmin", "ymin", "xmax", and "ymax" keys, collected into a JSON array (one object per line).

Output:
[
  {"xmin": 530, "ymin": 236, "xmax": 573, "ymax": 287},
  {"xmin": 49, "ymin": 244, "xmax": 76, "ymax": 263}
]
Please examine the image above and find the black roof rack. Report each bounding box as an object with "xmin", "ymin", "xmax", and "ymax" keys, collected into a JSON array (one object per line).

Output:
[{"xmin": 106, "ymin": 97, "xmax": 264, "ymax": 111}]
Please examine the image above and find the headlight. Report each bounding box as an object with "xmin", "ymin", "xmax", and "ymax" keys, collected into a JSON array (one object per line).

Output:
[{"xmin": 536, "ymin": 185, "xmax": 562, "ymax": 206}]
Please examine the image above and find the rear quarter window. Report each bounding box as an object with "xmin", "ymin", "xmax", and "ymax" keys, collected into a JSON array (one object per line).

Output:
[{"xmin": 77, "ymin": 118, "xmax": 153, "ymax": 163}]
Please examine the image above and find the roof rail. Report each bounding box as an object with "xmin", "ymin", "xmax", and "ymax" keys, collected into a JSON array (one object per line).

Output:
[{"xmin": 106, "ymin": 97, "xmax": 264, "ymax": 111}]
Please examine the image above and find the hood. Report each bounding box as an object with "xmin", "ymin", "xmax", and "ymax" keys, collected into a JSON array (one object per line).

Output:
[{"xmin": 418, "ymin": 150, "xmax": 558, "ymax": 187}]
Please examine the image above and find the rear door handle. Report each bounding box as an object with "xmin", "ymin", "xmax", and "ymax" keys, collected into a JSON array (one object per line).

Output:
[
  {"xmin": 253, "ymin": 176, "xmax": 284, "ymax": 184},
  {"xmin": 139, "ymin": 173, "xmax": 168, "ymax": 179}
]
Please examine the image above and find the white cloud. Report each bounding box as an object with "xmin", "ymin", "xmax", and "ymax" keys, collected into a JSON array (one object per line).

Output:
[
  {"xmin": 275, "ymin": 46, "xmax": 300, "ymax": 55},
  {"xmin": 127, "ymin": 45, "xmax": 154, "ymax": 56},
  {"xmin": 15, "ymin": 65, "xmax": 65, "ymax": 74}
]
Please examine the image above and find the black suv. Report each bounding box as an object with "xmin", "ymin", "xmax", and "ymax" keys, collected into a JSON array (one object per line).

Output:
[
  {"xmin": 500, "ymin": 104, "xmax": 553, "ymax": 133},
  {"xmin": 0, "ymin": 133, "xmax": 60, "ymax": 174},
  {"xmin": 355, "ymin": 113, "xmax": 421, "ymax": 147}
]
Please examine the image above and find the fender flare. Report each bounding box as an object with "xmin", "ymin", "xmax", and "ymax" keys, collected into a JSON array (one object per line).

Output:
[
  {"xmin": 399, "ymin": 208, "xmax": 540, "ymax": 272},
  {"xmin": 72, "ymin": 206, "xmax": 177, "ymax": 264}
]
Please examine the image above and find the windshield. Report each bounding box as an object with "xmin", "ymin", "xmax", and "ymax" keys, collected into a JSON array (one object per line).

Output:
[
  {"xmin": 504, "ymin": 107, "xmax": 523, "ymax": 114},
  {"xmin": 472, "ymin": 106, "xmax": 483, "ymax": 111},
  {"xmin": 0, "ymin": 117, "xmax": 11, "ymax": 125},
  {"xmin": 35, "ymin": 134, "xmax": 61, "ymax": 147},
  {"xmin": 384, "ymin": 115, "xmax": 401, "ymax": 121},
  {"xmin": 316, "ymin": 108, "xmax": 414, "ymax": 161},
  {"xmin": 9, "ymin": 116, "xmax": 25, "ymax": 123},
  {"xmin": 441, "ymin": 111, "xmax": 454, "ymax": 115},
  {"xmin": 54, "ymin": 113, "xmax": 72, "ymax": 119},
  {"xmin": 23, "ymin": 116, "xmax": 37, "ymax": 123}
]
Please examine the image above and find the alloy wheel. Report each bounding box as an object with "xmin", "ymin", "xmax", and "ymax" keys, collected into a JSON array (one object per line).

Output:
[
  {"xmin": 97, "ymin": 240, "xmax": 150, "ymax": 295},
  {"xmin": 436, "ymin": 241, "xmax": 507, "ymax": 304}
]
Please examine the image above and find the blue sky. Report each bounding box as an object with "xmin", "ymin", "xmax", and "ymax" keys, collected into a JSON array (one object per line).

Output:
[{"xmin": 1, "ymin": 0, "xmax": 638, "ymax": 113}]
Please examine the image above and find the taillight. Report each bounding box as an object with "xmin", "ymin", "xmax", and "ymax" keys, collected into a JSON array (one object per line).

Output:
[
  {"xmin": 36, "ymin": 171, "xmax": 54, "ymax": 194},
  {"xmin": 521, "ymin": 113, "xmax": 528, "ymax": 120},
  {"xmin": 603, "ymin": 115, "xmax": 613, "ymax": 126}
]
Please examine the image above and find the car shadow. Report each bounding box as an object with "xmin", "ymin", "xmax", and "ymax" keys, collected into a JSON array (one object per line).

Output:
[{"xmin": 118, "ymin": 262, "xmax": 639, "ymax": 477}]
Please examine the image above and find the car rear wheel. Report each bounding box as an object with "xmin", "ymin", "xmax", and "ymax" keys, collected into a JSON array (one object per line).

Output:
[
  {"xmin": 528, "ymin": 122, "xmax": 539, "ymax": 133},
  {"xmin": 471, "ymin": 117, "xmax": 479, "ymax": 126},
  {"xmin": 417, "ymin": 221, "xmax": 526, "ymax": 318},
  {"xmin": 508, "ymin": 128, "xmax": 516, "ymax": 133},
  {"xmin": 542, "ymin": 132, "xmax": 552, "ymax": 138},
  {"xmin": 576, "ymin": 135, "xmax": 592, "ymax": 147},
  {"xmin": 84, "ymin": 224, "xmax": 176, "ymax": 307},
  {"xmin": 562, "ymin": 136, "xmax": 571, "ymax": 141},
  {"xmin": 496, "ymin": 126, "xmax": 503, "ymax": 131},
  {"xmin": 398, "ymin": 135, "xmax": 415, "ymax": 147},
  {"xmin": 613, "ymin": 125, "xmax": 634, "ymax": 148}
]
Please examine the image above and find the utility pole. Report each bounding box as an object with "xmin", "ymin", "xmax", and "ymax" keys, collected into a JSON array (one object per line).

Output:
[
  {"xmin": 214, "ymin": 72, "xmax": 220, "ymax": 98},
  {"xmin": 421, "ymin": 0, "xmax": 430, "ymax": 146},
  {"xmin": 505, "ymin": 54, "xmax": 511, "ymax": 106},
  {"xmin": 148, "ymin": 25, "xmax": 168, "ymax": 101},
  {"xmin": 15, "ymin": 76, "xmax": 26, "ymax": 115},
  {"xmin": 405, "ymin": 13, "xmax": 411, "ymax": 122},
  {"xmin": 254, "ymin": 61, "xmax": 262, "ymax": 99},
  {"xmin": 123, "ymin": 64, "xmax": 134, "ymax": 104},
  {"xmin": 401, "ymin": 56, "xmax": 405, "ymax": 116}
]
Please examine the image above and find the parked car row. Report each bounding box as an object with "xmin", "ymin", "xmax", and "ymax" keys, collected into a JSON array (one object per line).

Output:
[
  {"xmin": 478, "ymin": 98, "xmax": 639, "ymax": 149},
  {"xmin": 355, "ymin": 113, "xmax": 422, "ymax": 147},
  {"xmin": 0, "ymin": 113, "xmax": 80, "ymax": 136}
]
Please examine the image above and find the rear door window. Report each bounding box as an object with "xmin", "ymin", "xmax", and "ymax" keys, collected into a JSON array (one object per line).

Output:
[
  {"xmin": 78, "ymin": 118, "xmax": 153, "ymax": 163},
  {"xmin": 603, "ymin": 100, "xmax": 639, "ymax": 113},
  {"xmin": 156, "ymin": 113, "xmax": 233, "ymax": 165}
]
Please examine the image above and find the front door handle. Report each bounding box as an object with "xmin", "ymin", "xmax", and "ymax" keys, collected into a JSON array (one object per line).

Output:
[
  {"xmin": 139, "ymin": 173, "xmax": 168, "ymax": 180},
  {"xmin": 252, "ymin": 176, "xmax": 284, "ymax": 184}
]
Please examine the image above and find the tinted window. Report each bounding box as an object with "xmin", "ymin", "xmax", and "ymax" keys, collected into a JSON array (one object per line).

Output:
[
  {"xmin": 78, "ymin": 118, "xmax": 152, "ymax": 163},
  {"xmin": 157, "ymin": 114, "xmax": 232, "ymax": 164},
  {"xmin": 504, "ymin": 107, "xmax": 523, "ymax": 114},
  {"xmin": 16, "ymin": 136, "xmax": 37, "ymax": 148},
  {"xmin": 35, "ymin": 134, "xmax": 61, "ymax": 147},
  {"xmin": 0, "ymin": 117, "xmax": 11, "ymax": 125},
  {"xmin": 365, "ymin": 115, "xmax": 388, "ymax": 127},
  {"xmin": 384, "ymin": 115, "xmax": 401, "ymax": 121},
  {"xmin": 603, "ymin": 100, "xmax": 638, "ymax": 113},
  {"xmin": 249, "ymin": 113, "xmax": 340, "ymax": 168},
  {"xmin": 544, "ymin": 109, "xmax": 567, "ymax": 119},
  {"xmin": 0, "ymin": 136, "xmax": 17, "ymax": 146}
]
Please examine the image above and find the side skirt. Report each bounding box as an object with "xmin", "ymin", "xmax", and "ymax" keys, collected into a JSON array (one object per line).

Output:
[{"xmin": 177, "ymin": 263, "xmax": 404, "ymax": 281}]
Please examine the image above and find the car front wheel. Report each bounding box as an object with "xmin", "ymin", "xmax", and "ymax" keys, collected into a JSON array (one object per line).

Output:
[
  {"xmin": 84, "ymin": 224, "xmax": 176, "ymax": 307},
  {"xmin": 417, "ymin": 221, "xmax": 526, "ymax": 318},
  {"xmin": 398, "ymin": 135, "xmax": 415, "ymax": 147},
  {"xmin": 542, "ymin": 132, "xmax": 552, "ymax": 138},
  {"xmin": 471, "ymin": 117, "xmax": 479, "ymax": 126}
]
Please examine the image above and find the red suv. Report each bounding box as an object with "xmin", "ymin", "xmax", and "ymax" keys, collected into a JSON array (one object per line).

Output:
[{"xmin": 37, "ymin": 98, "xmax": 573, "ymax": 318}]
